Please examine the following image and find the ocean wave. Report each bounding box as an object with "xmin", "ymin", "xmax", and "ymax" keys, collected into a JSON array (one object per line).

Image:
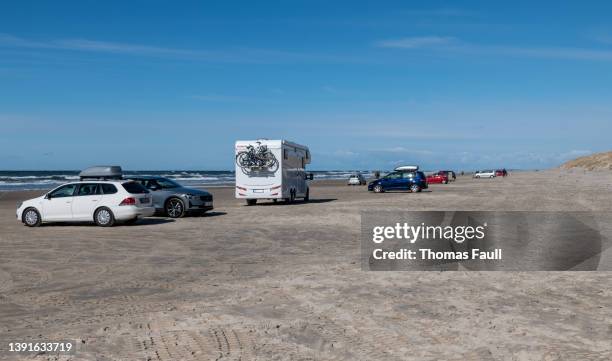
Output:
[
  {"xmin": 170, "ymin": 177, "xmax": 230, "ymax": 181},
  {"xmin": 0, "ymin": 170, "xmax": 374, "ymax": 191}
]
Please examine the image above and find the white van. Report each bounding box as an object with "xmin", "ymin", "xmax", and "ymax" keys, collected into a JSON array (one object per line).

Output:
[{"xmin": 235, "ymin": 139, "xmax": 312, "ymax": 205}]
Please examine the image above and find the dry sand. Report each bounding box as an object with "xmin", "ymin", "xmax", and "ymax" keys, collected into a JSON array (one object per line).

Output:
[{"xmin": 1, "ymin": 170, "xmax": 611, "ymax": 360}]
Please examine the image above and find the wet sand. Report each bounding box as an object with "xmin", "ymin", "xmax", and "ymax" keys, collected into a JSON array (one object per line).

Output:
[{"xmin": 1, "ymin": 170, "xmax": 611, "ymax": 360}]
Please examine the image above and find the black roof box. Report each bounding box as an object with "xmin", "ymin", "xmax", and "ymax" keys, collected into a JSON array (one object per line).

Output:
[{"xmin": 79, "ymin": 166, "xmax": 123, "ymax": 180}]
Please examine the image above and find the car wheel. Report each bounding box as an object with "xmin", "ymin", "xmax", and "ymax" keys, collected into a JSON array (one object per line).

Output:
[
  {"xmin": 94, "ymin": 207, "xmax": 115, "ymax": 227},
  {"xmin": 246, "ymin": 199, "xmax": 257, "ymax": 206},
  {"xmin": 374, "ymin": 184, "xmax": 384, "ymax": 193},
  {"xmin": 410, "ymin": 184, "xmax": 421, "ymax": 193},
  {"xmin": 165, "ymin": 197, "xmax": 185, "ymax": 218},
  {"xmin": 304, "ymin": 188, "xmax": 310, "ymax": 202},
  {"xmin": 22, "ymin": 207, "xmax": 41, "ymax": 227}
]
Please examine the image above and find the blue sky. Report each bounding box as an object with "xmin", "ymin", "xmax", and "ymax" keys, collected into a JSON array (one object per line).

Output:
[{"xmin": 1, "ymin": 1, "xmax": 612, "ymax": 170}]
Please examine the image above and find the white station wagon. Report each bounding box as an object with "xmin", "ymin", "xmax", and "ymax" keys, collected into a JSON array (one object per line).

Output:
[
  {"xmin": 16, "ymin": 181, "xmax": 155, "ymax": 227},
  {"xmin": 473, "ymin": 170, "xmax": 496, "ymax": 178}
]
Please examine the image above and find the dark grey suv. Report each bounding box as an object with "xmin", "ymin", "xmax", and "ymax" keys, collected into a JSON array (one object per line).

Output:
[{"xmin": 128, "ymin": 176, "xmax": 213, "ymax": 218}]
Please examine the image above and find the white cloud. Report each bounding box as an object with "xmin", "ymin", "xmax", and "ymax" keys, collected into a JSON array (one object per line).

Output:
[
  {"xmin": 376, "ymin": 35, "xmax": 612, "ymax": 61},
  {"xmin": 376, "ymin": 36, "xmax": 455, "ymax": 49},
  {"xmin": 333, "ymin": 150, "xmax": 360, "ymax": 157},
  {"xmin": 189, "ymin": 94, "xmax": 254, "ymax": 102},
  {"xmin": 371, "ymin": 147, "xmax": 435, "ymax": 155},
  {"xmin": 585, "ymin": 26, "xmax": 612, "ymax": 45},
  {"xmin": 558, "ymin": 149, "xmax": 592, "ymax": 160},
  {"xmin": 400, "ymin": 8, "xmax": 476, "ymax": 18},
  {"xmin": 0, "ymin": 33, "xmax": 356, "ymax": 64},
  {"xmin": 322, "ymin": 85, "xmax": 340, "ymax": 95}
]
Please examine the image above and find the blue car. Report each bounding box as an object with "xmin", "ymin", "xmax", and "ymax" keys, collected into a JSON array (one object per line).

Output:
[{"xmin": 368, "ymin": 170, "xmax": 428, "ymax": 193}]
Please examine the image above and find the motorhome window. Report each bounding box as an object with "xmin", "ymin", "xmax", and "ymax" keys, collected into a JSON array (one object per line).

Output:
[
  {"xmin": 284, "ymin": 149, "xmax": 288, "ymax": 160},
  {"xmin": 301, "ymin": 157, "xmax": 305, "ymax": 168},
  {"xmin": 100, "ymin": 184, "xmax": 118, "ymax": 194},
  {"xmin": 50, "ymin": 184, "xmax": 77, "ymax": 198},
  {"xmin": 77, "ymin": 183, "xmax": 98, "ymax": 196}
]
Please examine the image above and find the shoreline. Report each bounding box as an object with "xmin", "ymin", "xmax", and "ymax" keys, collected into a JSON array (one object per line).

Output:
[{"xmin": 0, "ymin": 168, "xmax": 562, "ymax": 193}]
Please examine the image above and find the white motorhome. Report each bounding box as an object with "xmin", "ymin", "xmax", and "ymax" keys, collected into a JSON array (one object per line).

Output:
[{"xmin": 235, "ymin": 139, "xmax": 312, "ymax": 205}]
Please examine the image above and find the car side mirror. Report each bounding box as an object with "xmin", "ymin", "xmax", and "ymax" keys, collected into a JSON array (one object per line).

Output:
[
  {"xmin": 150, "ymin": 185, "xmax": 160, "ymax": 191},
  {"xmin": 305, "ymin": 173, "xmax": 313, "ymax": 180},
  {"xmin": 45, "ymin": 193, "xmax": 52, "ymax": 200}
]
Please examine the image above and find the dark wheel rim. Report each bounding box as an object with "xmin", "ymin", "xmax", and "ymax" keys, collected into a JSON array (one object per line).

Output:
[
  {"xmin": 24, "ymin": 210, "xmax": 38, "ymax": 225},
  {"xmin": 96, "ymin": 209, "xmax": 111, "ymax": 225},
  {"xmin": 167, "ymin": 199, "xmax": 183, "ymax": 217}
]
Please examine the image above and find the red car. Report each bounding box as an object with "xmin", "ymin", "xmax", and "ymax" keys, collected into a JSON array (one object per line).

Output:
[
  {"xmin": 495, "ymin": 169, "xmax": 508, "ymax": 177},
  {"xmin": 426, "ymin": 172, "xmax": 449, "ymax": 184}
]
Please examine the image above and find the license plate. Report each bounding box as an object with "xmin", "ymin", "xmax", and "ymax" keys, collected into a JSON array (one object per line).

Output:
[
  {"xmin": 140, "ymin": 198, "xmax": 150, "ymax": 203},
  {"xmin": 253, "ymin": 189, "xmax": 264, "ymax": 193}
]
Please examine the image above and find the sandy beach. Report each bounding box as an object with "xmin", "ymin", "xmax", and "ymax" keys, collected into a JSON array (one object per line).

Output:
[{"xmin": 1, "ymin": 170, "xmax": 612, "ymax": 360}]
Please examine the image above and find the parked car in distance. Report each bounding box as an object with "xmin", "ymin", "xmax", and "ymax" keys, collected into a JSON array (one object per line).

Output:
[
  {"xmin": 473, "ymin": 170, "xmax": 496, "ymax": 178},
  {"xmin": 348, "ymin": 173, "xmax": 367, "ymax": 185},
  {"xmin": 495, "ymin": 169, "xmax": 508, "ymax": 177},
  {"xmin": 440, "ymin": 170, "xmax": 456, "ymax": 181},
  {"xmin": 16, "ymin": 181, "xmax": 155, "ymax": 227},
  {"xmin": 127, "ymin": 176, "xmax": 213, "ymax": 218},
  {"xmin": 368, "ymin": 169, "xmax": 428, "ymax": 193},
  {"xmin": 426, "ymin": 172, "xmax": 449, "ymax": 184}
]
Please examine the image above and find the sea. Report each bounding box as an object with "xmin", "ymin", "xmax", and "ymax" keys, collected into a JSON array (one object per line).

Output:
[{"xmin": 0, "ymin": 170, "xmax": 377, "ymax": 191}]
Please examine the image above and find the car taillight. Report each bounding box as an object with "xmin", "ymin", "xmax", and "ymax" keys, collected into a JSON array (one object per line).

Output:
[
  {"xmin": 236, "ymin": 186, "xmax": 247, "ymax": 191},
  {"xmin": 270, "ymin": 185, "xmax": 281, "ymax": 190},
  {"xmin": 119, "ymin": 197, "xmax": 136, "ymax": 206}
]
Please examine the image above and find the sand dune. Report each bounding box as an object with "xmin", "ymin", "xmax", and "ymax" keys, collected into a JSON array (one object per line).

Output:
[{"xmin": 561, "ymin": 151, "xmax": 612, "ymax": 170}]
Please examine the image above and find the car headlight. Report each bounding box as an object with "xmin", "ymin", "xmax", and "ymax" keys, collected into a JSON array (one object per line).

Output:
[
  {"xmin": 182, "ymin": 194, "xmax": 195, "ymax": 199},
  {"xmin": 17, "ymin": 202, "xmax": 23, "ymax": 209}
]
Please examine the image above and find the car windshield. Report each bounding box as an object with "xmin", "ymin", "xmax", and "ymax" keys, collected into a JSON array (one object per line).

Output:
[{"xmin": 155, "ymin": 178, "xmax": 181, "ymax": 189}]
